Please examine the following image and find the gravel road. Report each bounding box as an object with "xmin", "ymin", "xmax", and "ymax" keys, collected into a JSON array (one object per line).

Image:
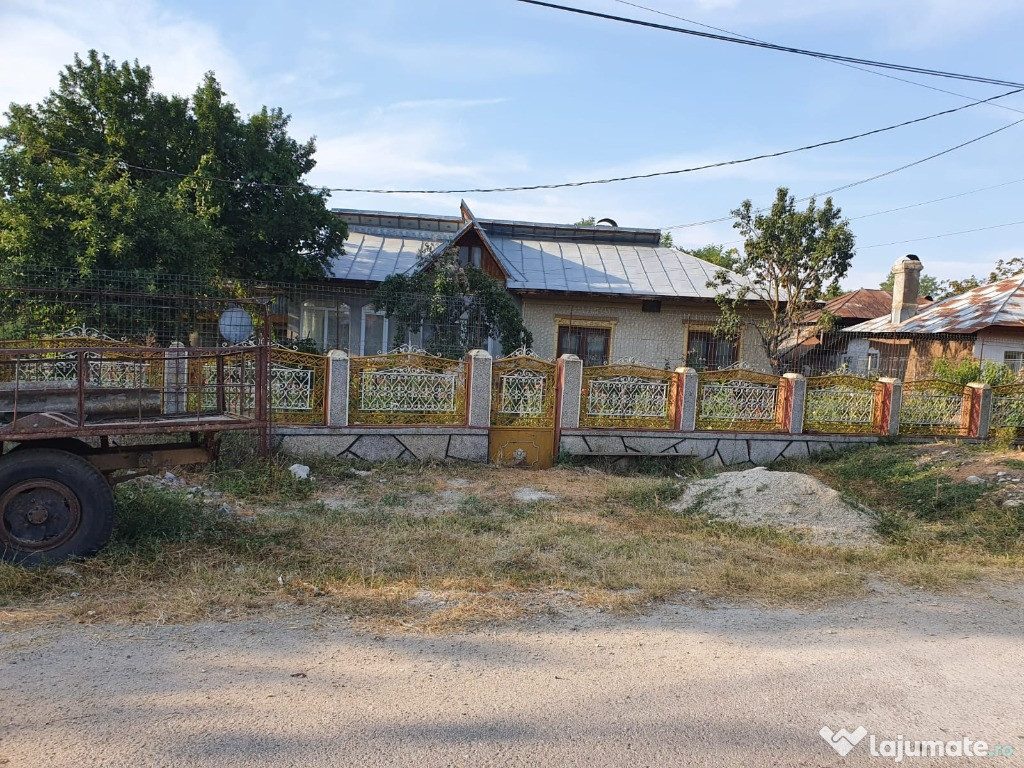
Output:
[{"xmin": 2, "ymin": 582, "xmax": 1022, "ymax": 767}]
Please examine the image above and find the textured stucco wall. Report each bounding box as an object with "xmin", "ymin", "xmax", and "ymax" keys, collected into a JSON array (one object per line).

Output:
[{"xmin": 521, "ymin": 297, "xmax": 771, "ymax": 370}]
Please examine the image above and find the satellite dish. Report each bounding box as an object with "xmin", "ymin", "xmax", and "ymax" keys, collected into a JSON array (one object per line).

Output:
[
  {"xmin": 597, "ymin": 218, "xmax": 618, "ymax": 227},
  {"xmin": 219, "ymin": 307, "xmax": 254, "ymax": 344}
]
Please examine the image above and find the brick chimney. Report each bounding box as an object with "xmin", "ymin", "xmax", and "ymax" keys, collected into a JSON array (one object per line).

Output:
[{"xmin": 890, "ymin": 254, "xmax": 923, "ymax": 325}]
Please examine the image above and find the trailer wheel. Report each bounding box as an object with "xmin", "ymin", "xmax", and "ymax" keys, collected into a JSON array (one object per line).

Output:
[{"xmin": 0, "ymin": 449, "xmax": 115, "ymax": 566}]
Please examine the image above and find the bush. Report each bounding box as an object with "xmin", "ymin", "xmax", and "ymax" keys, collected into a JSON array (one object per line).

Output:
[{"xmin": 930, "ymin": 358, "xmax": 1017, "ymax": 386}]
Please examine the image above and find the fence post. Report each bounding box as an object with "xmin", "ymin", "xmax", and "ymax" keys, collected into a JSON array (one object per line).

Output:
[
  {"xmin": 467, "ymin": 349, "xmax": 492, "ymax": 428},
  {"xmin": 783, "ymin": 372, "xmax": 807, "ymax": 434},
  {"xmin": 162, "ymin": 341, "xmax": 186, "ymax": 415},
  {"xmin": 327, "ymin": 349, "xmax": 350, "ymax": 427},
  {"xmin": 557, "ymin": 354, "xmax": 583, "ymax": 429},
  {"xmin": 967, "ymin": 382, "xmax": 992, "ymax": 439},
  {"xmin": 879, "ymin": 377, "xmax": 902, "ymax": 436},
  {"xmin": 677, "ymin": 367, "xmax": 698, "ymax": 432}
]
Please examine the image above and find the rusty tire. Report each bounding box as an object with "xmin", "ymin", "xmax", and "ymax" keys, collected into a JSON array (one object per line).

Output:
[{"xmin": 0, "ymin": 449, "xmax": 114, "ymax": 566}]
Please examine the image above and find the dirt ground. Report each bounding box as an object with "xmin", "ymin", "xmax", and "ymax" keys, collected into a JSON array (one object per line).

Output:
[{"xmin": 2, "ymin": 581, "xmax": 1022, "ymax": 768}]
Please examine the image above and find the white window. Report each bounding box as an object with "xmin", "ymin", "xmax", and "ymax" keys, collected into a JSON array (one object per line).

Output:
[
  {"xmin": 361, "ymin": 307, "xmax": 389, "ymax": 355},
  {"xmin": 1004, "ymin": 350, "xmax": 1024, "ymax": 372},
  {"xmin": 301, "ymin": 301, "xmax": 350, "ymax": 352}
]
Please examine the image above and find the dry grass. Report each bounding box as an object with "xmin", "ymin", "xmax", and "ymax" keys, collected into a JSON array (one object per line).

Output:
[{"xmin": 2, "ymin": 448, "xmax": 1022, "ymax": 633}]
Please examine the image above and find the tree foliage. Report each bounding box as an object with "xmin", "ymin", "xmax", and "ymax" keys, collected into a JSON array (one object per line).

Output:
[
  {"xmin": 372, "ymin": 244, "xmax": 531, "ymax": 359},
  {"xmin": 688, "ymin": 243, "xmax": 739, "ymax": 271},
  {"xmin": 709, "ymin": 187, "xmax": 855, "ymax": 370},
  {"xmin": 0, "ymin": 51, "xmax": 345, "ymax": 282}
]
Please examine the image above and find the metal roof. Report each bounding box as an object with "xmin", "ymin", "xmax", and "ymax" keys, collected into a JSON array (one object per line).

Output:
[
  {"xmin": 844, "ymin": 275, "xmax": 1024, "ymax": 335},
  {"xmin": 802, "ymin": 288, "xmax": 931, "ymax": 325},
  {"xmin": 328, "ymin": 206, "xmax": 744, "ymax": 298},
  {"xmin": 488, "ymin": 236, "xmax": 730, "ymax": 298}
]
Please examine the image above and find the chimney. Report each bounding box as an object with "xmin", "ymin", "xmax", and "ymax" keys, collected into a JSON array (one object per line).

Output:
[{"xmin": 890, "ymin": 254, "xmax": 923, "ymax": 325}]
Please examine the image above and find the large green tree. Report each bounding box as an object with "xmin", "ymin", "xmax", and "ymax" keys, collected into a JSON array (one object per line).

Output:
[
  {"xmin": 0, "ymin": 51, "xmax": 345, "ymax": 282},
  {"xmin": 708, "ymin": 187, "xmax": 856, "ymax": 370}
]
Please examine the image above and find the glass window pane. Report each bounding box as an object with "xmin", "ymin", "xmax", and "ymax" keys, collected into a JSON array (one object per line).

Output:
[{"xmin": 363, "ymin": 312, "xmax": 386, "ymax": 355}]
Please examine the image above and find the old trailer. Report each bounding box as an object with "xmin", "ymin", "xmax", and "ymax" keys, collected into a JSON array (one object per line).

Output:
[{"xmin": 1, "ymin": 279, "xmax": 277, "ymax": 565}]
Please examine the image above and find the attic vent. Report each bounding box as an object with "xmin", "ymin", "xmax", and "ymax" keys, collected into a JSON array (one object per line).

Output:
[{"xmin": 641, "ymin": 299, "xmax": 662, "ymax": 313}]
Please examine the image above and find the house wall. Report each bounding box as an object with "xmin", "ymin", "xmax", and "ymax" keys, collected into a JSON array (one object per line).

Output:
[
  {"xmin": 974, "ymin": 328, "xmax": 1024, "ymax": 367},
  {"xmin": 520, "ymin": 296, "xmax": 771, "ymax": 370}
]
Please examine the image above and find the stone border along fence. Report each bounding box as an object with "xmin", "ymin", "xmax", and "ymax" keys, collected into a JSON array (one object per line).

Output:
[{"xmin": 270, "ymin": 350, "xmax": 1016, "ymax": 466}]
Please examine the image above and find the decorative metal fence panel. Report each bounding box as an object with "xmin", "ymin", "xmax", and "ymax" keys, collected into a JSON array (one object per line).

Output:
[
  {"xmin": 267, "ymin": 348, "xmax": 327, "ymax": 425},
  {"xmin": 898, "ymin": 379, "xmax": 969, "ymax": 436},
  {"xmin": 804, "ymin": 375, "xmax": 881, "ymax": 435},
  {"xmin": 491, "ymin": 351, "xmax": 556, "ymax": 428},
  {"xmin": 188, "ymin": 353, "xmax": 258, "ymax": 418},
  {"xmin": 580, "ymin": 363, "xmax": 676, "ymax": 430},
  {"xmin": 349, "ymin": 348, "xmax": 467, "ymax": 426},
  {"xmin": 990, "ymin": 383, "xmax": 1024, "ymax": 436},
  {"xmin": 695, "ymin": 369, "xmax": 784, "ymax": 432}
]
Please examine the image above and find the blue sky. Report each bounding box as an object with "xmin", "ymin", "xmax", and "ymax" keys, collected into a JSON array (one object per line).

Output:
[{"xmin": 3, "ymin": 0, "xmax": 1024, "ymax": 290}]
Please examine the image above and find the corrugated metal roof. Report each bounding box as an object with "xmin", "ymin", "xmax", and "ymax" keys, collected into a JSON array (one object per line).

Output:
[
  {"xmin": 329, "ymin": 207, "xmax": 744, "ymax": 298},
  {"xmin": 803, "ymin": 288, "xmax": 931, "ymax": 324},
  {"xmin": 488, "ymin": 236, "xmax": 730, "ymax": 298},
  {"xmin": 329, "ymin": 228, "xmax": 437, "ymax": 282},
  {"xmin": 844, "ymin": 275, "xmax": 1024, "ymax": 334}
]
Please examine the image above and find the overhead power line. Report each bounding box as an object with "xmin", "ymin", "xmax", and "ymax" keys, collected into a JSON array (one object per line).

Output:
[
  {"xmin": 663, "ymin": 118, "xmax": 1024, "ymax": 230},
  {"xmin": 517, "ymin": 0, "xmax": 1024, "ymax": 89},
  {"xmin": 608, "ymin": 0, "xmax": 1024, "ymax": 117},
  {"xmin": 861, "ymin": 219, "xmax": 1024, "ymax": 249},
  {"xmin": 25, "ymin": 86, "xmax": 1014, "ymax": 196},
  {"xmin": 850, "ymin": 176, "xmax": 1024, "ymax": 221}
]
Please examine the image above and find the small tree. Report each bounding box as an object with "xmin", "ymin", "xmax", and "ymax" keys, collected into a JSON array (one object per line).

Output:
[
  {"xmin": 372, "ymin": 243, "xmax": 531, "ymax": 358},
  {"xmin": 708, "ymin": 187, "xmax": 855, "ymax": 371}
]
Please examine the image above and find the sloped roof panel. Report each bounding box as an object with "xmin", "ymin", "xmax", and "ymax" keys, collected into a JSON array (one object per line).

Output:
[{"xmin": 845, "ymin": 275, "xmax": 1024, "ymax": 334}]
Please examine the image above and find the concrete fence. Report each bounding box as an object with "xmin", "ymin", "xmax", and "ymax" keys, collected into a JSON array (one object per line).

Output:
[{"xmin": 269, "ymin": 349, "xmax": 1011, "ymax": 467}]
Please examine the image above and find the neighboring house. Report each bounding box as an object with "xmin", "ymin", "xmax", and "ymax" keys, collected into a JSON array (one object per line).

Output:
[
  {"xmin": 282, "ymin": 201, "xmax": 770, "ymax": 369},
  {"xmin": 786, "ymin": 285, "xmax": 932, "ymax": 375},
  {"xmin": 843, "ymin": 255, "xmax": 1024, "ymax": 379}
]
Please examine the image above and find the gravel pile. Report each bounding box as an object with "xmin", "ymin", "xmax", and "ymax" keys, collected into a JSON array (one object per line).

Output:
[{"xmin": 672, "ymin": 467, "xmax": 878, "ymax": 546}]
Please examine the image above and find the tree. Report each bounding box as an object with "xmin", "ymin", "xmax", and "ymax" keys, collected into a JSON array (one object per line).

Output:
[
  {"xmin": 688, "ymin": 243, "xmax": 739, "ymax": 271},
  {"xmin": 574, "ymin": 216, "xmax": 597, "ymax": 226},
  {"xmin": 879, "ymin": 271, "xmax": 945, "ymax": 299},
  {"xmin": 0, "ymin": 51, "xmax": 345, "ymax": 282},
  {"xmin": 373, "ymin": 243, "xmax": 531, "ymax": 358},
  {"xmin": 708, "ymin": 187, "xmax": 855, "ymax": 371}
]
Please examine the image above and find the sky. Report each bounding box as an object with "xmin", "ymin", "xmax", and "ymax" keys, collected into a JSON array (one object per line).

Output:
[{"xmin": 2, "ymin": 0, "xmax": 1023, "ymax": 290}]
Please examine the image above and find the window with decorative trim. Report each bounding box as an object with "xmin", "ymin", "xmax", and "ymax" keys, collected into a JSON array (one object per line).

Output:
[
  {"xmin": 1005, "ymin": 350, "xmax": 1024, "ymax": 373},
  {"xmin": 557, "ymin": 325, "xmax": 612, "ymax": 366}
]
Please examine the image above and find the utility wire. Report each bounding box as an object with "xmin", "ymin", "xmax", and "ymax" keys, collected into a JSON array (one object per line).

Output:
[
  {"xmin": 608, "ymin": 0, "xmax": 1024, "ymax": 117},
  {"xmin": 851, "ymin": 176, "xmax": 1024, "ymax": 221},
  {"xmin": 861, "ymin": 219, "xmax": 1024, "ymax": 248},
  {"xmin": 663, "ymin": 118, "xmax": 1024, "ymax": 229},
  {"xmin": 517, "ymin": 0, "xmax": 1024, "ymax": 88},
  {"xmin": 18, "ymin": 86, "xmax": 1016, "ymax": 195}
]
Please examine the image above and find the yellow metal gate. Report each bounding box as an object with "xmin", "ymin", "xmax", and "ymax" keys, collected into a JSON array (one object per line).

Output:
[{"xmin": 489, "ymin": 351, "xmax": 556, "ymax": 469}]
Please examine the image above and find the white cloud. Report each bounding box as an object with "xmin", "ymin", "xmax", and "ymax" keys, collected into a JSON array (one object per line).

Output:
[{"xmin": 0, "ymin": 0, "xmax": 245, "ymax": 111}]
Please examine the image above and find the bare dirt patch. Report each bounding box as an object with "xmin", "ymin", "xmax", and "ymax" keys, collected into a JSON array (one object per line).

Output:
[{"xmin": 673, "ymin": 467, "xmax": 879, "ymax": 546}]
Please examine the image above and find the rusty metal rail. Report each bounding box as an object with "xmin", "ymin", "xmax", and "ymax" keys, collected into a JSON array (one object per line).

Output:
[{"xmin": 0, "ymin": 344, "xmax": 270, "ymax": 443}]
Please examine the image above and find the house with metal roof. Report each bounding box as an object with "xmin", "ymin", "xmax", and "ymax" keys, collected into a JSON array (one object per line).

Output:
[
  {"xmin": 304, "ymin": 201, "xmax": 769, "ymax": 369},
  {"xmin": 842, "ymin": 255, "xmax": 1024, "ymax": 379},
  {"xmin": 784, "ymin": 286, "xmax": 932, "ymax": 375}
]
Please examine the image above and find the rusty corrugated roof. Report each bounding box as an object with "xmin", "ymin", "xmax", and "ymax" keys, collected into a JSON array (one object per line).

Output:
[{"xmin": 844, "ymin": 275, "xmax": 1024, "ymax": 335}]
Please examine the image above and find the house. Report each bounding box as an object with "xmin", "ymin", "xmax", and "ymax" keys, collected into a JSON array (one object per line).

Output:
[
  {"xmin": 785, "ymin": 285, "xmax": 931, "ymax": 375},
  {"xmin": 843, "ymin": 255, "xmax": 1024, "ymax": 379},
  {"xmin": 284, "ymin": 201, "xmax": 770, "ymax": 369}
]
